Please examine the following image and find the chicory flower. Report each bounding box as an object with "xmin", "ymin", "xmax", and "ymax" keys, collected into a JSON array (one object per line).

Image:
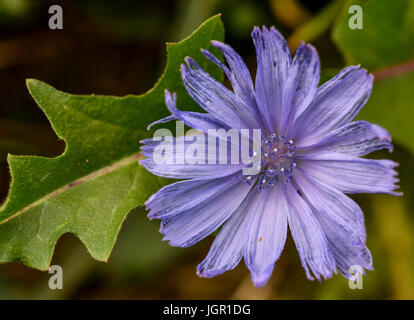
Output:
[{"xmin": 140, "ymin": 26, "xmax": 400, "ymax": 287}]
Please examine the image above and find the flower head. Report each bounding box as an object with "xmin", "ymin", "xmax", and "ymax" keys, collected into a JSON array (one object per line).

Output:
[{"xmin": 141, "ymin": 26, "xmax": 400, "ymax": 286}]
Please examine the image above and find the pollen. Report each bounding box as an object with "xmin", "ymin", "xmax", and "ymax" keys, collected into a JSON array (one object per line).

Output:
[
  {"xmin": 259, "ymin": 134, "xmax": 297, "ymax": 188},
  {"xmin": 241, "ymin": 133, "xmax": 297, "ymax": 189}
]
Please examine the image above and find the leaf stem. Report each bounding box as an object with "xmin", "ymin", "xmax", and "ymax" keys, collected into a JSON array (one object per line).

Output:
[{"xmin": 373, "ymin": 59, "xmax": 414, "ymax": 82}]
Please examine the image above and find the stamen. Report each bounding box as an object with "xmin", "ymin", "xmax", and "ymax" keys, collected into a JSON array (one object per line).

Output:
[{"xmin": 241, "ymin": 133, "xmax": 297, "ymax": 189}]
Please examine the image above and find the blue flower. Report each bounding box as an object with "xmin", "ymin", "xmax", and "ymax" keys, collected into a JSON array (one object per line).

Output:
[{"xmin": 140, "ymin": 26, "xmax": 400, "ymax": 287}]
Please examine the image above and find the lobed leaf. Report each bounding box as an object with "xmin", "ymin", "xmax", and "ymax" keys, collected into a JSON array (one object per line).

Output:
[{"xmin": 0, "ymin": 15, "xmax": 224, "ymax": 270}]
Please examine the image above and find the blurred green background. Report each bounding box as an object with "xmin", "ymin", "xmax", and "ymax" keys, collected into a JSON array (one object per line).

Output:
[{"xmin": 0, "ymin": 0, "xmax": 413, "ymax": 299}]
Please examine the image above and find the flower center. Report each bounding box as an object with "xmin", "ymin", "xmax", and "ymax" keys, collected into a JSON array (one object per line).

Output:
[{"xmin": 243, "ymin": 134, "xmax": 297, "ymax": 189}]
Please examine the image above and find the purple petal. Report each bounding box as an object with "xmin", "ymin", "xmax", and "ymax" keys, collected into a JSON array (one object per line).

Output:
[
  {"xmin": 146, "ymin": 115, "xmax": 176, "ymax": 131},
  {"xmin": 281, "ymin": 43, "xmax": 320, "ymax": 135},
  {"xmin": 294, "ymin": 168, "xmax": 366, "ymax": 239},
  {"xmin": 293, "ymin": 169, "xmax": 373, "ymax": 277},
  {"xmin": 140, "ymin": 136, "xmax": 243, "ymax": 179},
  {"xmin": 146, "ymin": 175, "xmax": 238, "ymax": 220},
  {"xmin": 251, "ymin": 26, "xmax": 291, "ymax": 133},
  {"xmin": 203, "ymin": 42, "xmax": 257, "ymax": 111},
  {"xmin": 285, "ymin": 183, "xmax": 336, "ymax": 281},
  {"xmin": 147, "ymin": 90, "xmax": 228, "ymax": 132},
  {"xmin": 298, "ymin": 120, "xmax": 393, "ymax": 156},
  {"xmin": 197, "ymin": 190, "xmax": 260, "ymax": 278},
  {"xmin": 181, "ymin": 57, "xmax": 261, "ymax": 130},
  {"xmin": 291, "ymin": 66, "xmax": 373, "ymax": 146},
  {"xmin": 160, "ymin": 179, "xmax": 253, "ymax": 247},
  {"xmin": 300, "ymin": 151, "xmax": 400, "ymax": 195},
  {"xmin": 244, "ymin": 183, "xmax": 288, "ymax": 287}
]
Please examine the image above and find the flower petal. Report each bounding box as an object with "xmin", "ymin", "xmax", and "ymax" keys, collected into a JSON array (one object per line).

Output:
[
  {"xmin": 291, "ymin": 66, "xmax": 373, "ymax": 146},
  {"xmin": 293, "ymin": 169, "xmax": 373, "ymax": 277},
  {"xmin": 146, "ymin": 175, "xmax": 238, "ymax": 220},
  {"xmin": 203, "ymin": 42, "xmax": 257, "ymax": 111},
  {"xmin": 285, "ymin": 183, "xmax": 336, "ymax": 281},
  {"xmin": 252, "ymin": 26, "xmax": 291, "ymax": 133},
  {"xmin": 140, "ymin": 135, "xmax": 244, "ymax": 179},
  {"xmin": 147, "ymin": 90, "xmax": 228, "ymax": 132},
  {"xmin": 281, "ymin": 43, "xmax": 320, "ymax": 135},
  {"xmin": 244, "ymin": 183, "xmax": 288, "ymax": 287},
  {"xmin": 300, "ymin": 151, "xmax": 400, "ymax": 195},
  {"xmin": 202, "ymin": 43, "xmax": 268, "ymax": 132},
  {"xmin": 298, "ymin": 120, "xmax": 393, "ymax": 156},
  {"xmin": 197, "ymin": 190, "xmax": 260, "ymax": 278},
  {"xmin": 294, "ymin": 168, "xmax": 366, "ymax": 239},
  {"xmin": 181, "ymin": 57, "xmax": 261, "ymax": 130},
  {"xmin": 160, "ymin": 179, "xmax": 253, "ymax": 247}
]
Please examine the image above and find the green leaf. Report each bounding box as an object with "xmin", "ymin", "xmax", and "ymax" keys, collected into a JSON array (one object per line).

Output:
[
  {"xmin": 0, "ymin": 15, "xmax": 224, "ymax": 270},
  {"xmin": 332, "ymin": 0, "xmax": 414, "ymax": 154}
]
